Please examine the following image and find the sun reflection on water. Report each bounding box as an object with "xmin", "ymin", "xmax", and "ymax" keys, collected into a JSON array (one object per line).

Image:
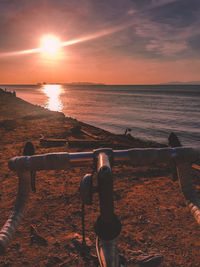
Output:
[{"xmin": 42, "ymin": 84, "xmax": 63, "ymax": 112}]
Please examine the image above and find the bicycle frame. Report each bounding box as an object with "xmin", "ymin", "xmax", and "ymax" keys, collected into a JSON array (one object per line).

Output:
[{"xmin": 0, "ymin": 146, "xmax": 200, "ymax": 266}]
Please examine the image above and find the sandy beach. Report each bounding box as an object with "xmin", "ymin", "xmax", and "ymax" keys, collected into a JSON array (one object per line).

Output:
[{"xmin": 0, "ymin": 90, "xmax": 200, "ymax": 266}]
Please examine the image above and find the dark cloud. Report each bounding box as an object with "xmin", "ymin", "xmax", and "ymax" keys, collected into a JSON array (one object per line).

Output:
[
  {"xmin": 150, "ymin": 0, "xmax": 200, "ymax": 28},
  {"xmin": 125, "ymin": 0, "xmax": 200, "ymax": 59},
  {"xmin": 188, "ymin": 34, "xmax": 200, "ymax": 54},
  {"xmin": 129, "ymin": 0, "xmax": 179, "ymax": 10},
  {"xmin": 129, "ymin": 0, "xmax": 153, "ymax": 8}
]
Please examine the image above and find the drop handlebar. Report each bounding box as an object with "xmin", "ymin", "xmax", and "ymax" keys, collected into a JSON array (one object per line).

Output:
[
  {"xmin": 8, "ymin": 147, "xmax": 200, "ymax": 171},
  {"xmin": 0, "ymin": 146, "xmax": 200, "ymax": 253}
]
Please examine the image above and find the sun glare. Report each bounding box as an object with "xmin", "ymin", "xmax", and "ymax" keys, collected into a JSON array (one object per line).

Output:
[
  {"xmin": 43, "ymin": 84, "xmax": 63, "ymax": 111},
  {"xmin": 40, "ymin": 35, "xmax": 61, "ymax": 56}
]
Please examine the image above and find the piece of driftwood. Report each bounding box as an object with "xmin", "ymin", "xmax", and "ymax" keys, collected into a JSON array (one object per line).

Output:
[
  {"xmin": 80, "ymin": 129, "xmax": 101, "ymax": 140},
  {"xmin": 40, "ymin": 138, "xmax": 112, "ymax": 148},
  {"xmin": 40, "ymin": 138, "xmax": 67, "ymax": 147},
  {"xmin": 192, "ymin": 164, "xmax": 200, "ymax": 171}
]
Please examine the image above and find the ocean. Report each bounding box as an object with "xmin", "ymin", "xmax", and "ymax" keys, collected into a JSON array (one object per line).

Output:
[{"xmin": 1, "ymin": 84, "xmax": 200, "ymax": 146}]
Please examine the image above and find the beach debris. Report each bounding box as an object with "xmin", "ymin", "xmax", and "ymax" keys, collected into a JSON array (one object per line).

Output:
[
  {"xmin": 127, "ymin": 250, "xmax": 163, "ymax": 266},
  {"xmin": 40, "ymin": 137, "xmax": 112, "ymax": 148},
  {"xmin": 30, "ymin": 225, "xmax": 48, "ymax": 247},
  {"xmin": 40, "ymin": 137, "xmax": 67, "ymax": 147},
  {"xmin": 45, "ymin": 256, "xmax": 63, "ymax": 265},
  {"xmin": 192, "ymin": 163, "xmax": 200, "ymax": 172},
  {"xmin": 138, "ymin": 254, "xmax": 163, "ymax": 266},
  {"xmin": 81, "ymin": 128, "xmax": 101, "ymax": 140}
]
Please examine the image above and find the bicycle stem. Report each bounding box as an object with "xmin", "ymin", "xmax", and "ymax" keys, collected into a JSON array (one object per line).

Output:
[
  {"xmin": 94, "ymin": 149, "xmax": 121, "ymax": 241},
  {"xmin": 97, "ymin": 152, "xmax": 114, "ymax": 221}
]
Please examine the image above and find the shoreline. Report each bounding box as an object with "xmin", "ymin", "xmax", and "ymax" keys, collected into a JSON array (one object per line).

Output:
[
  {"xmin": 0, "ymin": 90, "xmax": 200, "ymax": 266},
  {"xmin": 3, "ymin": 83, "xmax": 200, "ymax": 147},
  {"xmin": 0, "ymin": 87, "xmax": 165, "ymax": 148}
]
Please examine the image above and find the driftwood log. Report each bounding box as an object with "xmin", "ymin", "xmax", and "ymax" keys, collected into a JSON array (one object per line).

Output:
[
  {"xmin": 40, "ymin": 138, "xmax": 112, "ymax": 148},
  {"xmin": 80, "ymin": 129, "xmax": 101, "ymax": 140},
  {"xmin": 40, "ymin": 138, "xmax": 67, "ymax": 147}
]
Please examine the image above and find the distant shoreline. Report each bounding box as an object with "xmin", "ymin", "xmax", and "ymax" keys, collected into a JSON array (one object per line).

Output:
[{"xmin": 1, "ymin": 82, "xmax": 200, "ymax": 86}]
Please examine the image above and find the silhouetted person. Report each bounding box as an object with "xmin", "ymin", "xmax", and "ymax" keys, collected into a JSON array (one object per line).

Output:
[
  {"xmin": 124, "ymin": 128, "xmax": 131, "ymax": 136},
  {"xmin": 168, "ymin": 132, "xmax": 182, "ymax": 147}
]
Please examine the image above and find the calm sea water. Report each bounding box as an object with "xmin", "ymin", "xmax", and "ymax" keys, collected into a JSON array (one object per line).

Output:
[{"xmin": 2, "ymin": 84, "xmax": 200, "ymax": 146}]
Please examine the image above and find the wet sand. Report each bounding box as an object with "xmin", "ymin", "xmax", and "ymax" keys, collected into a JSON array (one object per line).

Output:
[{"xmin": 0, "ymin": 90, "xmax": 200, "ymax": 266}]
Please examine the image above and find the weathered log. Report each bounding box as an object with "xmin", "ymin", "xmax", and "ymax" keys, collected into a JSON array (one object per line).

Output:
[
  {"xmin": 40, "ymin": 138, "xmax": 67, "ymax": 147},
  {"xmin": 80, "ymin": 129, "xmax": 100, "ymax": 140},
  {"xmin": 40, "ymin": 138, "xmax": 112, "ymax": 148},
  {"xmin": 192, "ymin": 164, "xmax": 200, "ymax": 171}
]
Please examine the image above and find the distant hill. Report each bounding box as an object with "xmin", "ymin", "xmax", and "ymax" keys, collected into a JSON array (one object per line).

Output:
[
  {"xmin": 63, "ymin": 82, "xmax": 105, "ymax": 86},
  {"xmin": 160, "ymin": 81, "xmax": 200, "ymax": 85}
]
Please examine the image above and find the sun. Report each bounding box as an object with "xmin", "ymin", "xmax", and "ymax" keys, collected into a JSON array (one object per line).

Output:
[{"xmin": 40, "ymin": 35, "xmax": 61, "ymax": 56}]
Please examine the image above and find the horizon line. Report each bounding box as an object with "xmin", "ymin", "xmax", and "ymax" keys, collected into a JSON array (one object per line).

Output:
[{"xmin": 1, "ymin": 81, "xmax": 200, "ymax": 86}]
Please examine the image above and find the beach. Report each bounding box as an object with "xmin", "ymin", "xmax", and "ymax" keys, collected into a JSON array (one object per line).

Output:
[{"xmin": 0, "ymin": 90, "xmax": 200, "ymax": 266}]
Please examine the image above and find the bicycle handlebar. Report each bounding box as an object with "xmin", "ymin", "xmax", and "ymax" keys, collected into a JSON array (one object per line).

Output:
[
  {"xmin": 8, "ymin": 147, "xmax": 200, "ymax": 171},
  {"xmin": 0, "ymin": 171, "xmax": 31, "ymax": 252},
  {"xmin": 0, "ymin": 147, "xmax": 200, "ymax": 253}
]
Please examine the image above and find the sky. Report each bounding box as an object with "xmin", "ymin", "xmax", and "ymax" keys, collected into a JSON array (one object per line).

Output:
[{"xmin": 0, "ymin": 0, "xmax": 200, "ymax": 84}]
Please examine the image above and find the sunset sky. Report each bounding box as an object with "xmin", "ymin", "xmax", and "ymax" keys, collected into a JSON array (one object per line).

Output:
[{"xmin": 0, "ymin": 0, "xmax": 200, "ymax": 84}]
